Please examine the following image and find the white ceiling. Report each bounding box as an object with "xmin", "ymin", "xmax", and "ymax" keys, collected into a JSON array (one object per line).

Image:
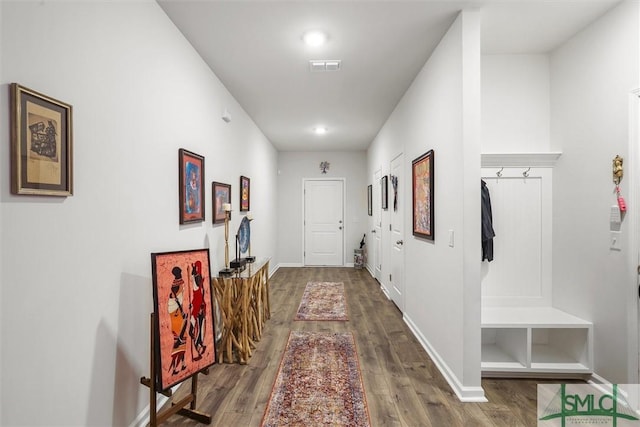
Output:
[{"xmin": 158, "ymin": 0, "xmax": 619, "ymax": 152}]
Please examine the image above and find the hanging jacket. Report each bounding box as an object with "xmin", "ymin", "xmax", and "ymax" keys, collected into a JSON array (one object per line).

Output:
[{"xmin": 481, "ymin": 180, "xmax": 495, "ymax": 262}]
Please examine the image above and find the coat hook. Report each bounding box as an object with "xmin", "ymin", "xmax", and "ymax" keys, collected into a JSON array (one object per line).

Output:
[
  {"xmin": 496, "ymin": 167, "xmax": 503, "ymax": 177},
  {"xmin": 523, "ymin": 167, "xmax": 531, "ymax": 178}
]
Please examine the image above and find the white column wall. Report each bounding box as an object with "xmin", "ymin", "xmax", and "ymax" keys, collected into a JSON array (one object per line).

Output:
[
  {"xmin": 277, "ymin": 151, "xmax": 368, "ymax": 267},
  {"xmin": 0, "ymin": 0, "xmax": 4, "ymax": 423},
  {"xmin": 367, "ymin": 10, "xmax": 483, "ymax": 401},
  {"xmin": 550, "ymin": 0, "xmax": 639, "ymax": 383},
  {"xmin": 482, "ymin": 54, "xmax": 551, "ymax": 153},
  {"xmin": 0, "ymin": 1, "xmax": 278, "ymax": 426}
]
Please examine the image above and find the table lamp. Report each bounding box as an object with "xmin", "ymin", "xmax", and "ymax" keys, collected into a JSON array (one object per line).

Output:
[{"xmin": 218, "ymin": 203, "xmax": 234, "ymax": 276}]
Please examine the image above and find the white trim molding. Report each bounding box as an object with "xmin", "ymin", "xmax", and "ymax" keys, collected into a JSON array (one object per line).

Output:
[
  {"xmin": 404, "ymin": 315, "xmax": 487, "ymax": 403},
  {"xmin": 481, "ymin": 152, "xmax": 562, "ymax": 168}
]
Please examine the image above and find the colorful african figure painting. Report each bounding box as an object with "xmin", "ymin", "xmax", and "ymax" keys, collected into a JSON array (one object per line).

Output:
[{"xmin": 151, "ymin": 249, "xmax": 215, "ymax": 391}]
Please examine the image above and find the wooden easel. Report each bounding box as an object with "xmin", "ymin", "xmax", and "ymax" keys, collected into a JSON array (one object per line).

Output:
[{"xmin": 140, "ymin": 313, "xmax": 212, "ymax": 426}]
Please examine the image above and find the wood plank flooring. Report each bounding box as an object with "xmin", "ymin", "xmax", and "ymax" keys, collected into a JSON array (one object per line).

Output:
[{"xmin": 162, "ymin": 267, "xmax": 578, "ymax": 426}]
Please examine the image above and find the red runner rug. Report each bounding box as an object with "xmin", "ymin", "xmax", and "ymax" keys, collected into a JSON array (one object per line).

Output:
[
  {"xmin": 261, "ymin": 331, "xmax": 371, "ymax": 427},
  {"xmin": 294, "ymin": 281, "xmax": 348, "ymax": 321}
]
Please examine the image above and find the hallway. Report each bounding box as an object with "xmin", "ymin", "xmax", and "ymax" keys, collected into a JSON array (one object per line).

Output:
[{"xmin": 164, "ymin": 267, "xmax": 563, "ymax": 426}]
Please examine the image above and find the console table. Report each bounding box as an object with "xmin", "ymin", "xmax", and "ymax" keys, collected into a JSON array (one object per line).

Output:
[{"xmin": 212, "ymin": 258, "xmax": 270, "ymax": 364}]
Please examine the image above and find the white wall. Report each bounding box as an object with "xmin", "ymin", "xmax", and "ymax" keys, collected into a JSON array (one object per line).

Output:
[
  {"xmin": 550, "ymin": 0, "xmax": 639, "ymax": 383},
  {"xmin": 482, "ymin": 54, "xmax": 550, "ymax": 153},
  {"xmin": 0, "ymin": 1, "xmax": 278, "ymax": 426},
  {"xmin": 0, "ymin": 0, "xmax": 4, "ymax": 422},
  {"xmin": 367, "ymin": 10, "xmax": 483, "ymax": 401},
  {"xmin": 480, "ymin": 54, "xmax": 553, "ymax": 307},
  {"xmin": 277, "ymin": 151, "xmax": 367, "ymax": 266}
]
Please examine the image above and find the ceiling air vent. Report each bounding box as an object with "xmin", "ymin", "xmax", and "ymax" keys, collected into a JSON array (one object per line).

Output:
[{"xmin": 309, "ymin": 60, "xmax": 341, "ymax": 72}]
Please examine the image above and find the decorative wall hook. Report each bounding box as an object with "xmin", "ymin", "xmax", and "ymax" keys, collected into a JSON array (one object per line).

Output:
[
  {"xmin": 496, "ymin": 167, "xmax": 503, "ymax": 177},
  {"xmin": 523, "ymin": 167, "xmax": 531, "ymax": 178},
  {"xmin": 320, "ymin": 161, "xmax": 330, "ymax": 174},
  {"xmin": 613, "ymin": 155, "xmax": 623, "ymax": 185}
]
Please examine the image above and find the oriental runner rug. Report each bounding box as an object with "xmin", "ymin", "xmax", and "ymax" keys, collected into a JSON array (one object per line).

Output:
[
  {"xmin": 261, "ymin": 331, "xmax": 371, "ymax": 427},
  {"xmin": 294, "ymin": 281, "xmax": 348, "ymax": 321}
]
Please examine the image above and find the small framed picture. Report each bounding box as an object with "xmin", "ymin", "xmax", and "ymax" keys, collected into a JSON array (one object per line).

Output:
[
  {"xmin": 212, "ymin": 181, "xmax": 231, "ymax": 224},
  {"xmin": 381, "ymin": 175, "xmax": 388, "ymax": 210},
  {"xmin": 240, "ymin": 175, "xmax": 250, "ymax": 212},
  {"xmin": 179, "ymin": 149, "xmax": 205, "ymax": 224},
  {"xmin": 412, "ymin": 150, "xmax": 434, "ymax": 240},
  {"xmin": 10, "ymin": 83, "xmax": 73, "ymax": 196},
  {"xmin": 367, "ymin": 184, "xmax": 372, "ymax": 216}
]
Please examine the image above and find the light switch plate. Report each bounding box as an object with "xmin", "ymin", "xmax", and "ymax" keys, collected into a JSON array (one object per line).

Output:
[{"xmin": 610, "ymin": 231, "xmax": 622, "ymax": 251}]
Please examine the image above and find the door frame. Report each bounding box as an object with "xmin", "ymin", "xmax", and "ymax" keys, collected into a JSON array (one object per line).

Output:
[
  {"xmin": 389, "ymin": 152, "xmax": 405, "ymax": 311},
  {"xmin": 630, "ymin": 88, "xmax": 640, "ymax": 384},
  {"xmin": 373, "ymin": 168, "xmax": 383, "ymax": 284},
  {"xmin": 301, "ymin": 177, "xmax": 347, "ymax": 266}
]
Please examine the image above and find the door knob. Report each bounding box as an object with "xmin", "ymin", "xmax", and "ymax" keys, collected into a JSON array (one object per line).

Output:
[
  {"xmin": 339, "ymin": 226, "xmax": 343, "ymax": 230},
  {"xmin": 396, "ymin": 240, "xmax": 403, "ymax": 245},
  {"xmin": 339, "ymin": 220, "xmax": 343, "ymax": 224}
]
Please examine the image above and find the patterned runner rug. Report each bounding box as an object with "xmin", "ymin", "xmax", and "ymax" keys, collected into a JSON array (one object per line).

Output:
[
  {"xmin": 261, "ymin": 331, "xmax": 371, "ymax": 427},
  {"xmin": 295, "ymin": 281, "xmax": 348, "ymax": 321}
]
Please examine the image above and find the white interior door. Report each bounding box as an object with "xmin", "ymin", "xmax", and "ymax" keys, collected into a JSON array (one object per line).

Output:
[
  {"xmin": 304, "ymin": 179, "xmax": 344, "ymax": 266},
  {"xmin": 390, "ymin": 154, "xmax": 405, "ymax": 310},
  {"xmin": 373, "ymin": 169, "xmax": 383, "ymax": 281}
]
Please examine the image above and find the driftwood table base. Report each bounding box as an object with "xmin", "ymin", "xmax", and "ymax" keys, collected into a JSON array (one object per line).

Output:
[{"xmin": 212, "ymin": 258, "xmax": 270, "ymax": 364}]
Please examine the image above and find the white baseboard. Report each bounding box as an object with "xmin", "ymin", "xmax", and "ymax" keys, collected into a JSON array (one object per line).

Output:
[
  {"xmin": 276, "ymin": 262, "xmax": 303, "ymax": 268},
  {"xmin": 129, "ymin": 394, "xmax": 172, "ymax": 427},
  {"xmin": 380, "ymin": 285, "xmax": 391, "ymax": 299},
  {"xmin": 366, "ymin": 265, "xmax": 374, "ymax": 277},
  {"xmin": 588, "ymin": 372, "xmax": 611, "ymax": 385},
  {"xmin": 404, "ymin": 314, "xmax": 487, "ymax": 403}
]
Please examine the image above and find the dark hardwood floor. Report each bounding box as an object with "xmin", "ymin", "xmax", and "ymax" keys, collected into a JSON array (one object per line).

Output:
[{"xmin": 163, "ymin": 267, "xmax": 571, "ymax": 426}]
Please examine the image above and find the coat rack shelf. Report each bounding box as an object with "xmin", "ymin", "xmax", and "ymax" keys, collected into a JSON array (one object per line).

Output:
[{"xmin": 481, "ymin": 152, "xmax": 562, "ymax": 168}]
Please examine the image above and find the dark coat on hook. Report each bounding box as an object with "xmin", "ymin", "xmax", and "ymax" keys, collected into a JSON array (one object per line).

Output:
[{"xmin": 481, "ymin": 180, "xmax": 495, "ymax": 262}]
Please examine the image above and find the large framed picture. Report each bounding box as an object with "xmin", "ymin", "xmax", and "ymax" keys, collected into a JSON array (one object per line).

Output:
[
  {"xmin": 367, "ymin": 184, "xmax": 372, "ymax": 216},
  {"xmin": 412, "ymin": 150, "xmax": 434, "ymax": 240},
  {"xmin": 381, "ymin": 175, "xmax": 388, "ymax": 210},
  {"xmin": 179, "ymin": 149, "xmax": 205, "ymax": 224},
  {"xmin": 10, "ymin": 83, "xmax": 73, "ymax": 196},
  {"xmin": 151, "ymin": 248, "xmax": 215, "ymax": 391},
  {"xmin": 240, "ymin": 175, "xmax": 250, "ymax": 212},
  {"xmin": 212, "ymin": 181, "xmax": 231, "ymax": 224}
]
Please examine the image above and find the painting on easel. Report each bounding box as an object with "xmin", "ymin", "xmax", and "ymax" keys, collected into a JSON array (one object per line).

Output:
[{"xmin": 151, "ymin": 248, "xmax": 215, "ymax": 391}]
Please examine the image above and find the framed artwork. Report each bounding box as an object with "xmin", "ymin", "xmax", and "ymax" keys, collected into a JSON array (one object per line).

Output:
[
  {"xmin": 412, "ymin": 150, "xmax": 434, "ymax": 240},
  {"xmin": 367, "ymin": 184, "xmax": 373, "ymax": 216},
  {"xmin": 381, "ymin": 175, "xmax": 388, "ymax": 210},
  {"xmin": 151, "ymin": 248, "xmax": 215, "ymax": 392},
  {"xmin": 240, "ymin": 175, "xmax": 250, "ymax": 212},
  {"xmin": 212, "ymin": 181, "xmax": 231, "ymax": 224},
  {"xmin": 10, "ymin": 83, "xmax": 73, "ymax": 196},
  {"xmin": 179, "ymin": 149, "xmax": 205, "ymax": 224}
]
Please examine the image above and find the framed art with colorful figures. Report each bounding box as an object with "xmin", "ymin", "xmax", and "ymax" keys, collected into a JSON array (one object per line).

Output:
[
  {"xmin": 150, "ymin": 248, "xmax": 215, "ymax": 391},
  {"xmin": 240, "ymin": 175, "xmax": 250, "ymax": 212},
  {"xmin": 412, "ymin": 150, "xmax": 434, "ymax": 240},
  {"xmin": 212, "ymin": 181, "xmax": 231, "ymax": 224},
  {"xmin": 179, "ymin": 149, "xmax": 205, "ymax": 224},
  {"xmin": 10, "ymin": 83, "xmax": 73, "ymax": 196}
]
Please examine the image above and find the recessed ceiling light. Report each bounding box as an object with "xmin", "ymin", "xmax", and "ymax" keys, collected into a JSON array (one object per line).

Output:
[
  {"xmin": 314, "ymin": 127, "xmax": 328, "ymax": 135},
  {"xmin": 303, "ymin": 30, "xmax": 327, "ymax": 47}
]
